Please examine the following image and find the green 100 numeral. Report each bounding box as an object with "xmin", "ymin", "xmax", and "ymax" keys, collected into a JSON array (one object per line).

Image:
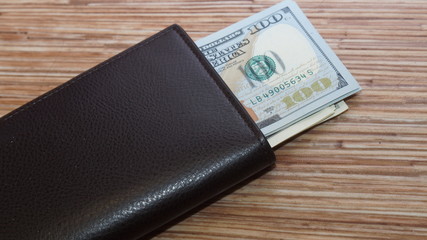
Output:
[{"xmin": 282, "ymin": 78, "xmax": 332, "ymax": 109}]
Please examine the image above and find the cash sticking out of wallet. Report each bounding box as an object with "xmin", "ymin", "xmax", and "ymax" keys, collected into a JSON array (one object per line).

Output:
[{"xmin": 196, "ymin": 0, "xmax": 361, "ymax": 147}]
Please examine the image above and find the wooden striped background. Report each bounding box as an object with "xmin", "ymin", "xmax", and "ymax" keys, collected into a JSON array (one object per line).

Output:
[{"xmin": 1, "ymin": 0, "xmax": 426, "ymax": 239}]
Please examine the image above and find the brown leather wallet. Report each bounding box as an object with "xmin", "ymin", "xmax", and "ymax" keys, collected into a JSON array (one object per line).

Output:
[{"xmin": 0, "ymin": 24, "xmax": 275, "ymax": 240}]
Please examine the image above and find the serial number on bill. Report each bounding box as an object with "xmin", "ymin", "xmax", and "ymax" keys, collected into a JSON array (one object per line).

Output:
[{"xmin": 248, "ymin": 70, "xmax": 314, "ymax": 105}]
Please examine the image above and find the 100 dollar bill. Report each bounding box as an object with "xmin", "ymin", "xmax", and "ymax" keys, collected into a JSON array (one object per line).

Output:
[{"xmin": 196, "ymin": 0, "xmax": 360, "ymax": 137}]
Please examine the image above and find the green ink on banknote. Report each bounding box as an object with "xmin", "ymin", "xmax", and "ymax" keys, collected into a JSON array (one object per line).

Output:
[
  {"xmin": 196, "ymin": 0, "xmax": 361, "ymax": 136},
  {"xmin": 244, "ymin": 55, "xmax": 276, "ymax": 81},
  {"xmin": 282, "ymin": 78, "xmax": 332, "ymax": 109}
]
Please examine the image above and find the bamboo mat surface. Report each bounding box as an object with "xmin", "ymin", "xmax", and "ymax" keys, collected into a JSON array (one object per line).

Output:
[{"xmin": 1, "ymin": 0, "xmax": 427, "ymax": 239}]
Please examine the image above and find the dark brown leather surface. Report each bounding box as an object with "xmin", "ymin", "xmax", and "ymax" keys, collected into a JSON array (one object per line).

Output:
[{"xmin": 0, "ymin": 25, "xmax": 275, "ymax": 240}]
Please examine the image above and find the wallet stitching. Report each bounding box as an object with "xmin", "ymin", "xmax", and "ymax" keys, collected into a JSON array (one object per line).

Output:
[
  {"xmin": 172, "ymin": 26, "xmax": 270, "ymax": 150},
  {"xmin": 2, "ymin": 27, "xmax": 174, "ymax": 122}
]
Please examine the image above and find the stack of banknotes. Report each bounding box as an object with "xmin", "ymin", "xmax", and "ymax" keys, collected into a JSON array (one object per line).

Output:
[{"xmin": 196, "ymin": 0, "xmax": 361, "ymax": 147}]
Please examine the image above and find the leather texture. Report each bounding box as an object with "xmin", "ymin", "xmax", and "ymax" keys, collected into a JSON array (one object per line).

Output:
[{"xmin": 0, "ymin": 25, "xmax": 275, "ymax": 240}]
